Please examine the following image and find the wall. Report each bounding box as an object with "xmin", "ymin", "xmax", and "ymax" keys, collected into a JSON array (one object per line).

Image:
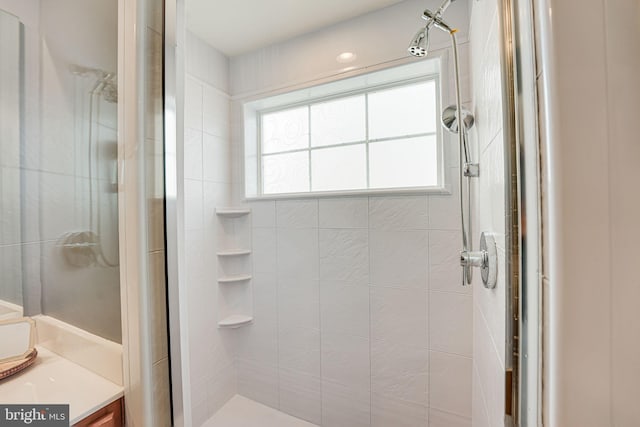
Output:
[
  {"xmin": 183, "ymin": 30, "xmax": 237, "ymax": 426},
  {"xmin": 225, "ymin": 1, "xmax": 474, "ymax": 426},
  {"xmin": 468, "ymin": 0, "xmax": 507, "ymax": 426},
  {"xmin": 241, "ymin": 197, "xmax": 473, "ymax": 426},
  {"xmin": 535, "ymin": 0, "xmax": 640, "ymax": 425}
]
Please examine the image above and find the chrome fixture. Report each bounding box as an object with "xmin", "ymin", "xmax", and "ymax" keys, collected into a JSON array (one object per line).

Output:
[
  {"xmin": 442, "ymin": 105, "xmax": 478, "ymax": 177},
  {"xmin": 408, "ymin": 27, "xmax": 429, "ymax": 57},
  {"xmin": 408, "ymin": 0, "xmax": 497, "ymax": 287},
  {"xmin": 407, "ymin": 0, "xmax": 455, "ymax": 58}
]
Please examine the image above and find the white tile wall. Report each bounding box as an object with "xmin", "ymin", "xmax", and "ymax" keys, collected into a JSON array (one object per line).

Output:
[
  {"xmin": 240, "ymin": 196, "xmax": 472, "ymax": 426},
  {"xmin": 469, "ymin": 0, "xmax": 507, "ymax": 424},
  {"xmin": 184, "ymin": 32, "xmax": 235, "ymax": 424},
  {"xmin": 182, "ymin": 1, "xmax": 477, "ymax": 424}
]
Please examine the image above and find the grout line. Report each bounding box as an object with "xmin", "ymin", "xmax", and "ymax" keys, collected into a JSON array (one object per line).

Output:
[
  {"xmin": 427, "ymin": 224, "xmax": 431, "ymax": 415},
  {"xmin": 316, "ymin": 199, "xmax": 323, "ymax": 424},
  {"xmin": 367, "ymin": 195, "xmax": 372, "ymax": 426},
  {"xmin": 275, "ymin": 201, "xmax": 281, "ymax": 410}
]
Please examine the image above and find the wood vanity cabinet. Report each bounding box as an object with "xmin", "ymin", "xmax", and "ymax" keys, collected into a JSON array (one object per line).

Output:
[{"xmin": 73, "ymin": 398, "xmax": 124, "ymax": 427}]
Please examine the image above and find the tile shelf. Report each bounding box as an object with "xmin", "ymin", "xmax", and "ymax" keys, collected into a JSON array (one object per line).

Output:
[
  {"xmin": 218, "ymin": 315, "xmax": 254, "ymax": 329},
  {"xmin": 216, "ymin": 206, "xmax": 253, "ymax": 329},
  {"xmin": 215, "ymin": 208, "xmax": 251, "ymax": 218},
  {"xmin": 216, "ymin": 249, "xmax": 252, "ymax": 257},
  {"xmin": 218, "ymin": 274, "xmax": 252, "ymax": 284}
]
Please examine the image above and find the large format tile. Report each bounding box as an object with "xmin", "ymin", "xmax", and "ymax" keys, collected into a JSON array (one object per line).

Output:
[
  {"xmin": 371, "ymin": 393, "xmax": 428, "ymax": 427},
  {"xmin": 249, "ymin": 201, "xmax": 276, "ymax": 228},
  {"xmin": 320, "ymin": 281, "xmax": 369, "ymax": 338},
  {"xmin": 319, "ymin": 197, "xmax": 368, "ymax": 229},
  {"xmin": 278, "ymin": 279, "xmax": 320, "ymax": 330},
  {"xmin": 278, "ymin": 326, "xmax": 321, "ymax": 377},
  {"xmin": 370, "ymin": 286, "xmax": 428, "ymax": 348},
  {"xmin": 369, "ymin": 196, "xmax": 428, "ymax": 230},
  {"xmin": 321, "ymin": 331, "xmax": 370, "ymax": 390},
  {"xmin": 429, "ymin": 230, "xmax": 462, "ymax": 266},
  {"xmin": 429, "ymin": 291, "xmax": 473, "ymax": 356},
  {"xmin": 319, "ymin": 229, "xmax": 369, "ymax": 284},
  {"xmin": 185, "ymin": 77, "xmax": 203, "ymax": 131},
  {"xmin": 277, "ymin": 200, "xmax": 319, "ymax": 228},
  {"xmin": 276, "ymin": 228, "xmax": 319, "ymax": 280},
  {"xmin": 429, "ymin": 351, "xmax": 472, "ymax": 417},
  {"xmin": 203, "ymin": 85, "xmax": 230, "ymax": 139},
  {"xmin": 322, "ymin": 380, "xmax": 370, "ymax": 427},
  {"xmin": 429, "ymin": 408, "xmax": 471, "ymax": 427},
  {"xmin": 237, "ymin": 359, "xmax": 279, "ymax": 409},
  {"xmin": 371, "ymin": 339, "xmax": 429, "ymax": 405},
  {"xmin": 253, "ymin": 227, "xmax": 277, "ymax": 273},
  {"xmin": 370, "ymin": 230, "xmax": 428, "ymax": 289},
  {"xmin": 279, "ymin": 368, "xmax": 322, "ymax": 425}
]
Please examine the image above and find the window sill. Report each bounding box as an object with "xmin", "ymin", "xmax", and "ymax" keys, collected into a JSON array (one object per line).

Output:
[{"xmin": 244, "ymin": 186, "xmax": 452, "ymax": 201}]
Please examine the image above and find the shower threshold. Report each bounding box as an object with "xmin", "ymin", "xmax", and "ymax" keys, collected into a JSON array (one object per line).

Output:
[{"xmin": 203, "ymin": 395, "xmax": 318, "ymax": 427}]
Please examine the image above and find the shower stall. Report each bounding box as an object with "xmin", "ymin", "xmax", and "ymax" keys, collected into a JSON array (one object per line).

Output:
[{"xmin": 166, "ymin": 0, "xmax": 537, "ymax": 425}]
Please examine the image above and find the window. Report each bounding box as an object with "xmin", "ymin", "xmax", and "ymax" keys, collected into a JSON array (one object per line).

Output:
[{"xmin": 244, "ymin": 60, "xmax": 443, "ymax": 197}]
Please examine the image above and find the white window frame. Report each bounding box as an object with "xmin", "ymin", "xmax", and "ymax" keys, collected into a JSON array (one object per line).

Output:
[{"xmin": 243, "ymin": 58, "xmax": 449, "ymax": 200}]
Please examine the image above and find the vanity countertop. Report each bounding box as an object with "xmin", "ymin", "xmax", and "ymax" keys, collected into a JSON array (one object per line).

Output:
[{"xmin": 0, "ymin": 346, "xmax": 124, "ymax": 424}]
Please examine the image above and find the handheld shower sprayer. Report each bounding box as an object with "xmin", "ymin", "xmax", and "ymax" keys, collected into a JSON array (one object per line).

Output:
[{"xmin": 408, "ymin": 0, "xmax": 497, "ymax": 288}]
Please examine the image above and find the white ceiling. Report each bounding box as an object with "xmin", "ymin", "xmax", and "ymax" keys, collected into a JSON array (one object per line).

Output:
[{"xmin": 186, "ymin": 0, "xmax": 408, "ymax": 57}]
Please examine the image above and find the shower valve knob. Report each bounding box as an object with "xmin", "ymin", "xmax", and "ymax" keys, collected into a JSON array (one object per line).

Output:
[
  {"xmin": 464, "ymin": 163, "xmax": 480, "ymax": 177},
  {"xmin": 459, "ymin": 232, "xmax": 498, "ymax": 289}
]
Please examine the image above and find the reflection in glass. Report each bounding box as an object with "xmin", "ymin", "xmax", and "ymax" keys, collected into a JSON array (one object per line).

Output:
[{"xmin": 0, "ymin": 2, "xmax": 121, "ymax": 341}]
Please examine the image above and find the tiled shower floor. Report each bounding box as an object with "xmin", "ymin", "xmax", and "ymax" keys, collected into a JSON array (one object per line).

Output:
[{"xmin": 203, "ymin": 395, "xmax": 318, "ymax": 427}]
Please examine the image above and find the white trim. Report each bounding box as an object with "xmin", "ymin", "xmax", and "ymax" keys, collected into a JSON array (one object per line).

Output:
[
  {"xmin": 244, "ymin": 186, "xmax": 450, "ymax": 202},
  {"xmin": 249, "ymin": 68, "xmax": 443, "ymax": 199}
]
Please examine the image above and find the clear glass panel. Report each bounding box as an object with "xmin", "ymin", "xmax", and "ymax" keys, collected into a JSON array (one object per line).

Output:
[
  {"xmin": 261, "ymin": 106, "xmax": 309, "ymax": 154},
  {"xmin": 368, "ymin": 80, "xmax": 437, "ymax": 139},
  {"xmin": 311, "ymin": 144, "xmax": 367, "ymax": 192},
  {"xmin": 263, "ymin": 151, "xmax": 310, "ymax": 194},
  {"xmin": 310, "ymin": 95, "xmax": 366, "ymax": 147},
  {"xmin": 0, "ymin": 3, "xmax": 123, "ymax": 342},
  {"xmin": 0, "ymin": 10, "xmax": 22, "ymax": 309},
  {"xmin": 369, "ymin": 135, "xmax": 438, "ymax": 188}
]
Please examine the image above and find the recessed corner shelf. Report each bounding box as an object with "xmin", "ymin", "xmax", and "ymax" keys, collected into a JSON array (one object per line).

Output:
[
  {"xmin": 217, "ymin": 249, "xmax": 252, "ymax": 257},
  {"xmin": 218, "ymin": 274, "xmax": 252, "ymax": 284},
  {"xmin": 218, "ymin": 314, "xmax": 253, "ymax": 329},
  {"xmin": 215, "ymin": 208, "xmax": 251, "ymax": 218}
]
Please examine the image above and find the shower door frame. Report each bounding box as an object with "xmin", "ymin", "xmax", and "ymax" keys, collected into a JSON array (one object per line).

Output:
[
  {"xmin": 499, "ymin": 0, "xmax": 542, "ymax": 425},
  {"xmin": 159, "ymin": 0, "xmax": 544, "ymax": 425}
]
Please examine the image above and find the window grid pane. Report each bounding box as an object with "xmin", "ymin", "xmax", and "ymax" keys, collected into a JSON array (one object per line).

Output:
[{"xmin": 258, "ymin": 78, "xmax": 439, "ymax": 195}]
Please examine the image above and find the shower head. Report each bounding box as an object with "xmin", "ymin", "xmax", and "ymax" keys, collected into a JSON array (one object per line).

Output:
[
  {"xmin": 408, "ymin": 27, "xmax": 429, "ymax": 57},
  {"xmin": 408, "ymin": 0, "xmax": 456, "ymax": 58},
  {"xmin": 442, "ymin": 104, "xmax": 475, "ymax": 134}
]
